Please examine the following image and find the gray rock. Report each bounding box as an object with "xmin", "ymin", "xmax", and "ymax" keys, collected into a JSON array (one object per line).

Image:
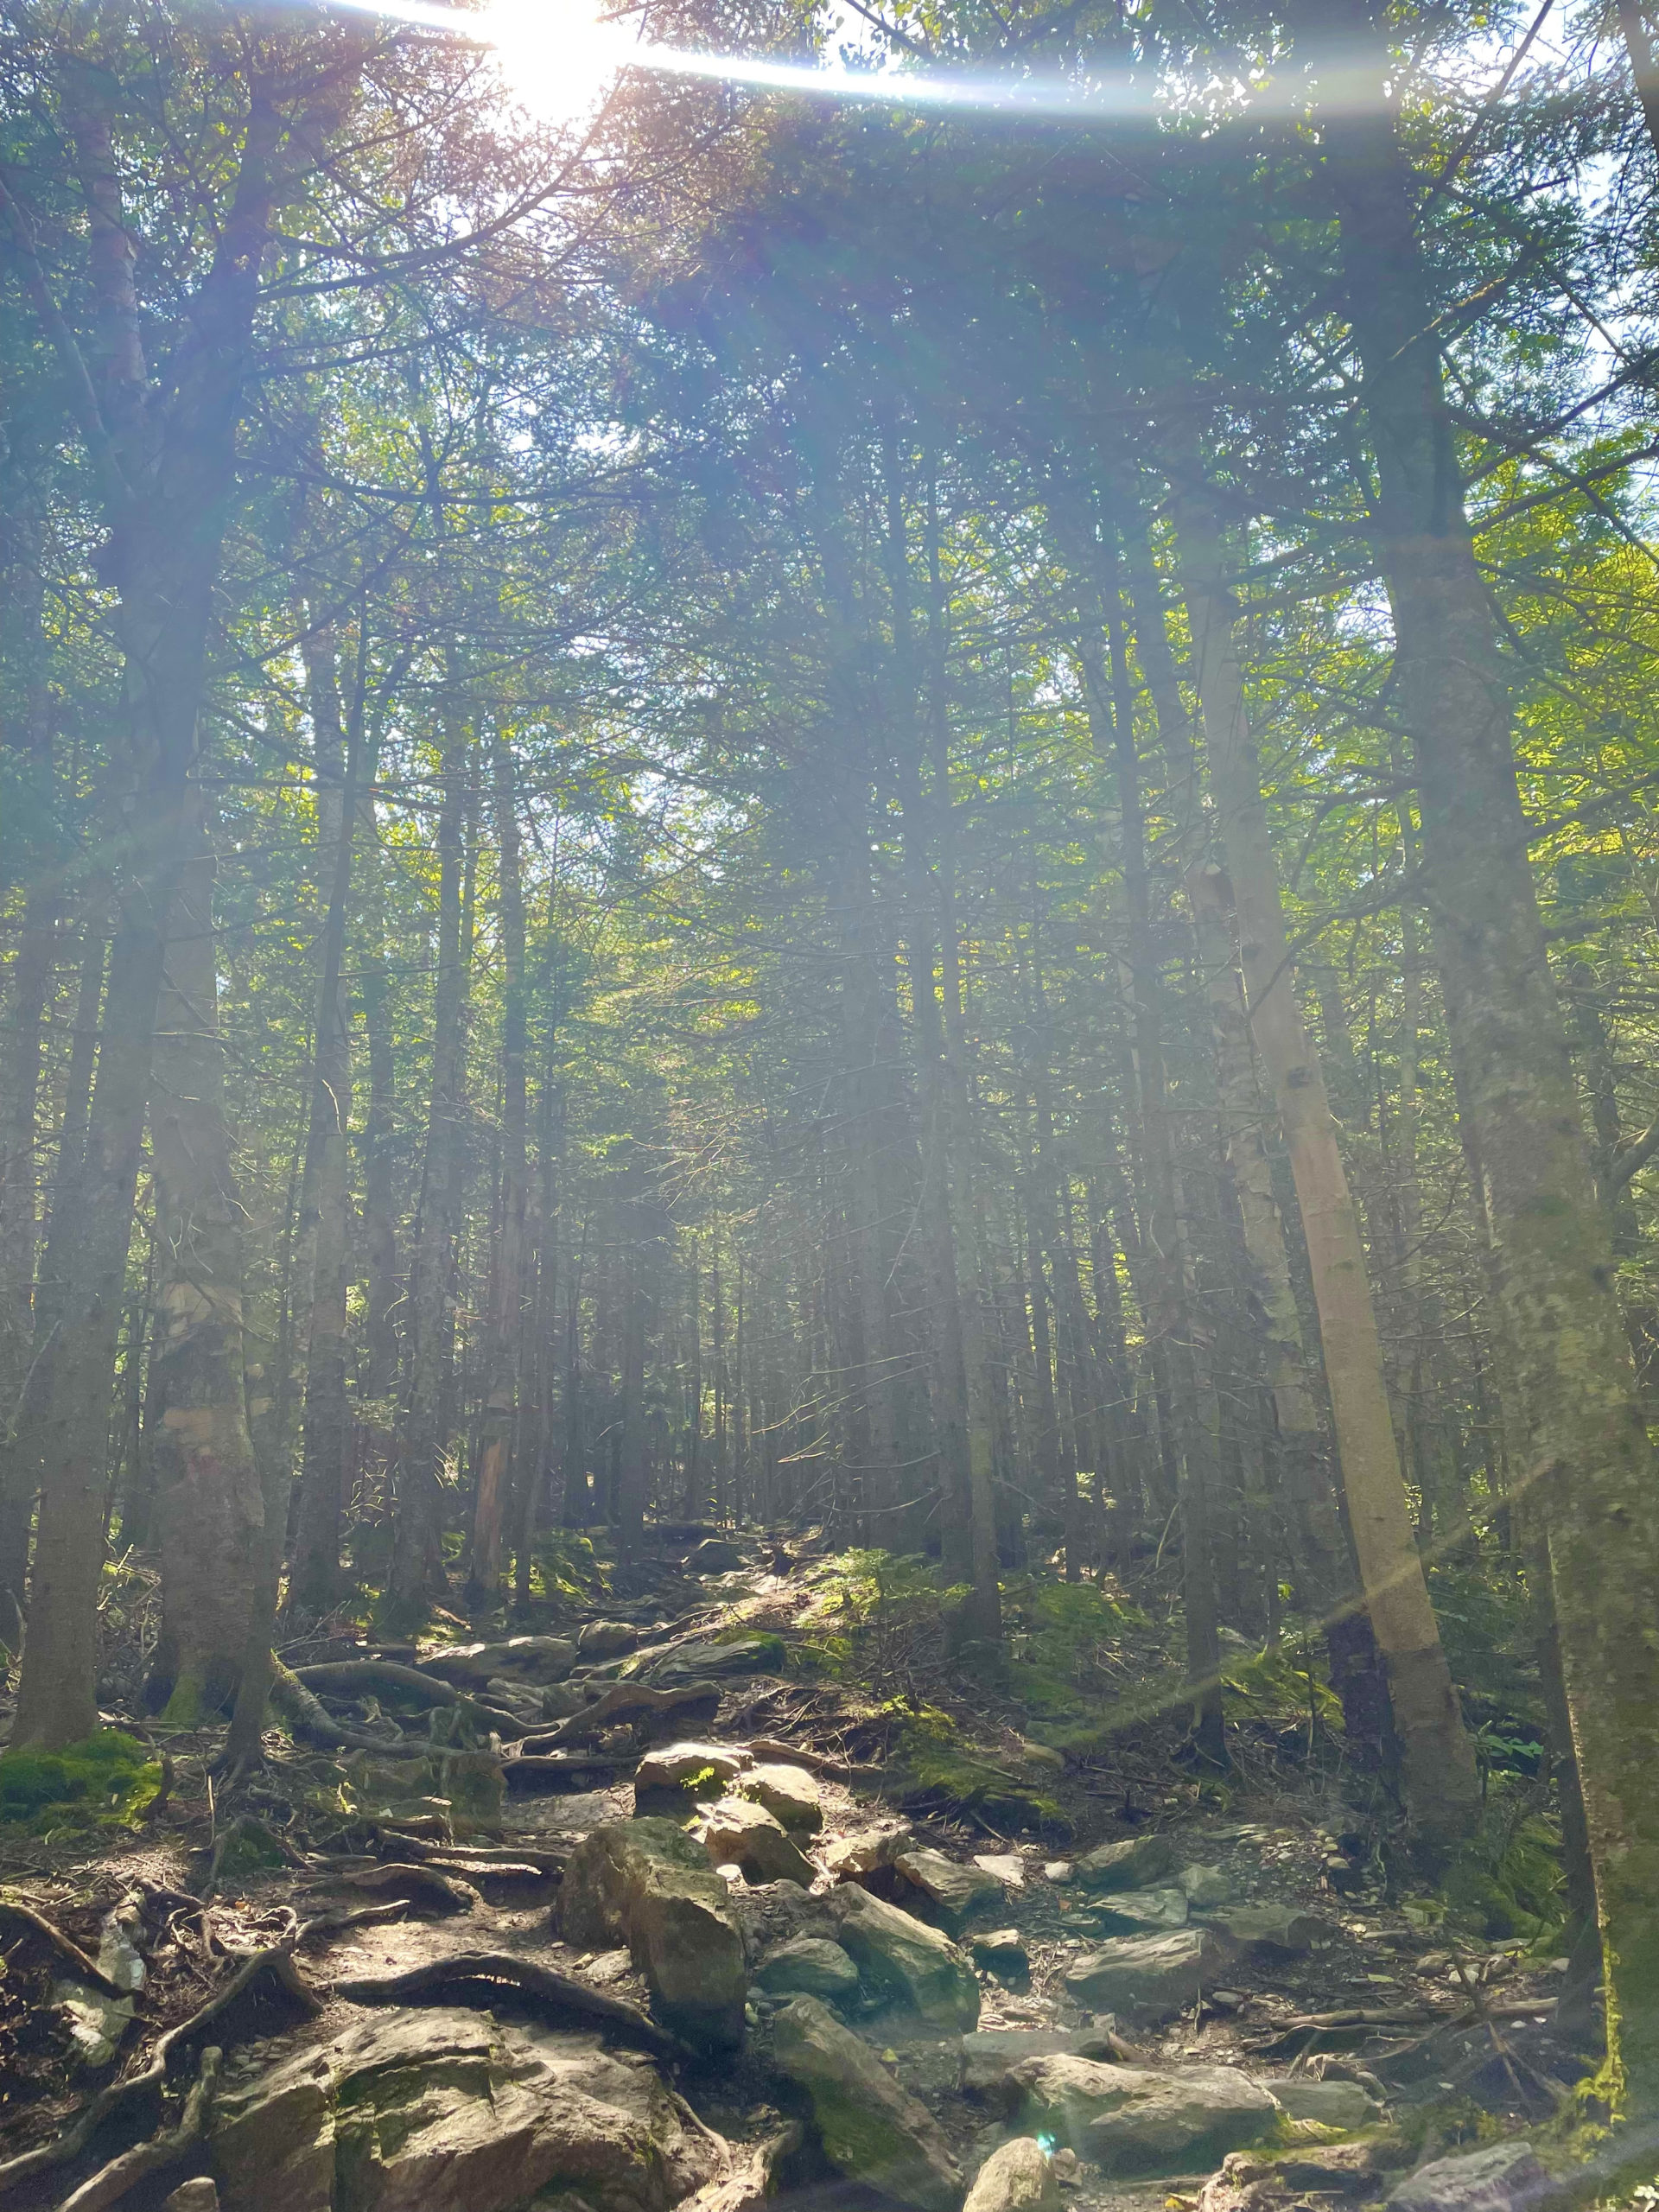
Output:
[
  {"xmin": 1201, "ymin": 1905, "xmax": 1332, "ymax": 1955},
  {"xmin": 969, "ymin": 1929, "xmax": 1028, "ymax": 1977},
  {"xmin": 696, "ymin": 1796, "xmax": 816, "ymax": 1887},
  {"xmin": 1089, "ymin": 1887, "xmax": 1189, "ymax": 1934},
  {"xmin": 162, "ymin": 2183, "xmax": 220, "ymax": 2212},
  {"xmin": 963, "ymin": 2139, "xmax": 1060, "ymax": 2212},
  {"xmin": 962, "ymin": 2029, "xmax": 1122, "ymax": 2103},
  {"xmin": 1010, "ymin": 2053, "xmax": 1281, "ymax": 2174},
  {"xmin": 635, "ymin": 1740, "xmax": 753, "ymax": 1815},
  {"xmin": 830, "ymin": 1883, "xmax": 981, "ymax": 2032},
  {"xmin": 1074, "ymin": 1834, "xmax": 1177, "ymax": 1893},
  {"xmin": 1061, "ymin": 1929, "xmax": 1231, "ymax": 2020},
  {"xmin": 580, "ymin": 1619, "xmax": 642, "ymax": 1656},
  {"xmin": 53, "ymin": 1976, "xmax": 136, "ymax": 2070},
  {"xmin": 1386, "ymin": 2143, "xmax": 1549, "ymax": 2212},
  {"xmin": 212, "ymin": 2005, "xmax": 725, "ymax": 2212},
  {"xmin": 1177, "ymin": 1865, "xmax": 1231, "ymax": 1909},
  {"xmin": 756, "ymin": 1937, "xmax": 861, "ymax": 2001},
  {"xmin": 687, "ymin": 1538, "xmax": 746, "ymax": 1573},
  {"xmin": 559, "ymin": 1817, "xmax": 748, "ymax": 2045},
  {"xmin": 1265, "ymin": 2077, "xmax": 1381, "ymax": 2129},
  {"xmin": 420, "ymin": 1635, "xmax": 577, "ymax": 1688},
  {"xmin": 894, "ymin": 1848, "xmax": 1007, "ymax": 1933},
  {"xmin": 772, "ymin": 1996, "xmax": 963, "ymax": 2212},
  {"xmin": 654, "ymin": 1636, "xmax": 782, "ymax": 1679},
  {"xmin": 736, "ymin": 1762, "xmax": 824, "ymax": 1834},
  {"xmin": 822, "ymin": 1827, "xmax": 913, "ymax": 1879}
]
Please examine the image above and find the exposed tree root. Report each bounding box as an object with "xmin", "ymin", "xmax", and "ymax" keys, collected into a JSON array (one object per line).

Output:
[
  {"xmin": 332, "ymin": 1950, "xmax": 693, "ymax": 2062},
  {"xmin": 0, "ymin": 1896, "xmax": 124, "ymax": 1996},
  {"xmin": 54, "ymin": 2045, "xmax": 221, "ymax": 2212},
  {"xmin": 524, "ymin": 1681, "xmax": 720, "ymax": 1751}
]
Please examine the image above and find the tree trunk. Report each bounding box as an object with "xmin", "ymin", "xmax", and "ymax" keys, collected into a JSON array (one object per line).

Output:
[
  {"xmin": 470, "ymin": 726, "xmax": 528, "ymax": 1599},
  {"xmin": 1177, "ymin": 502, "xmax": 1478, "ymax": 1840},
  {"xmin": 1308, "ymin": 9, "xmax": 1659, "ymax": 2089},
  {"xmin": 146, "ymin": 813, "xmax": 264, "ymax": 1719}
]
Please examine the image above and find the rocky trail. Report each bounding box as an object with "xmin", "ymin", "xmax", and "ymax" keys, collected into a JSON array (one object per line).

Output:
[{"xmin": 0, "ymin": 1534, "xmax": 1580, "ymax": 2212}]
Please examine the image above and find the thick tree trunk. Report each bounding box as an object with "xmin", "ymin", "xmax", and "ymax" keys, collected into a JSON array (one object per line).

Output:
[
  {"xmin": 1178, "ymin": 505, "xmax": 1478, "ymax": 1840},
  {"xmin": 1307, "ymin": 11, "xmax": 1659, "ymax": 2095},
  {"xmin": 146, "ymin": 818, "xmax": 264, "ymax": 1719}
]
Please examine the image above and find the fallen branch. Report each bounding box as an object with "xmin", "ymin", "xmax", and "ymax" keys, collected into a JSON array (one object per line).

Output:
[
  {"xmin": 0, "ymin": 1896, "xmax": 124, "ymax": 1996},
  {"xmin": 525, "ymin": 1681, "xmax": 720, "ymax": 1751},
  {"xmin": 745, "ymin": 1737, "xmax": 876, "ymax": 1779},
  {"xmin": 330, "ymin": 1863, "xmax": 476, "ymax": 1914},
  {"xmin": 54, "ymin": 2045, "xmax": 221, "ymax": 2212},
  {"xmin": 0, "ymin": 1942, "xmax": 315, "ymax": 2200},
  {"xmin": 333, "ymin": 1951, "xmax": 691, "ymax": 2062}
]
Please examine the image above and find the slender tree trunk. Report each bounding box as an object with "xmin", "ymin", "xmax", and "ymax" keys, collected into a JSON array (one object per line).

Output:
[
  {"xmin": 386, "ymin": 707, "xmax": 469, "ymax": 1622},
  {"xmin": 1308, "ymin": 12, "xmax": 1659, "ymax": 2088},
  {"xmin": 470, "ymin": 727, "xmax": 528, "ymax": 1599},
  {"xmin": 0, "ymin": 868, "xmax": 57, "ymax": 1632},
  {"xmin": 1178, "ymin": 504, "xmax": 1478, "ymax": 1840},
  {"xmin": 146, "ymin": 810, "xmax": 264, "ymax": 1719}
]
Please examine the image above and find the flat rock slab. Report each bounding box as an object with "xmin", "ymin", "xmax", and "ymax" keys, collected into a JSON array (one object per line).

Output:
[
  {"xmin": 652, "ymin": 1636, "xmax": 783, "ymax": 1679},
  {"xmin": 1089, "ymin": 1887, "xmax": 1189, "ymax": 1934},
  {"xmin": 894, "ymin": 1847, "xmax": 1007, "ymax": 1931},
  {"xmin": 1010, "ymin": 2053, "xmax": 1281, "ymax": 2174},
  {"xmin": 830, "ymin": 1883, "xmax": 981, "ymax": 2032},
  {"xmin": 1177, "ymin": 1865, "xmax": 1231, "ymax": 1908},
  {"xmin": 1387, "ymin": 2143, "xmax": 1550, "ymax": 2212},
  {"xmin": 1266, "ymin": 2076, "xmax": 1381, "ymax": 2128},
  {"xmin": 580, "ymin": 1620, "xmax": 642, "ymax": 1657},
  {"xmin": 756, "ymin": 1937, "xmax": 861, "ymax": 2001},
  {"xmin": 1074, "ymin": 1835, "xmax": 1177, "ymax": 1893},
  {"xmin": 212, "ymin": 2005, "xmax": 725, "ymax": 2212},
  {"xmin": 1200, "ymin": 1906, "xmax": 1332, "ymax": 1955},
  {"xmin": 963, "ymin": 2028, "xmax": 1123, "ymax": 2103},
  {"xmin": 772, "ymin": 1995, "xmax": 963, "ymax": 2212},
  {"xmin": 963, "ymin": 2138, "xmax": 1060, "ymax": 2212},
  {"xmin": 559, "ymin": 1816, "xmax": 748, "ymax": 2045},
  {"xmin": 1062, "ymin": 1929, "xmax": 1231, "ymax": 2020}
]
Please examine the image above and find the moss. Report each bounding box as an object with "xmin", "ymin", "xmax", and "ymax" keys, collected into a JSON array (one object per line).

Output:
[
  {"xmin": 887, "ymin": 1711, "xmax": 1071, "ymax": 1839},
  {"xmin": 0, "ymin": 1730, "xmax": 159, "ymax": 1832}
]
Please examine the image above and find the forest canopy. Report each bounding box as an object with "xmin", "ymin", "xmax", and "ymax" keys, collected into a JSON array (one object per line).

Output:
[{"xmin": 7, "ymin": 0, "xmax": 1659, "ymax": 2196}]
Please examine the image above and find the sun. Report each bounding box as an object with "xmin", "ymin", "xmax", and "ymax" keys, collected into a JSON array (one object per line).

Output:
[{"xmin": 478, "ymin": 0, "xmax": 636, "ymax": 125}]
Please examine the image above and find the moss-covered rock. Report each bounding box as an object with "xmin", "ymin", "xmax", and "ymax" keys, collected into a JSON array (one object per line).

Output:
[
  {"xmin": 772, "ymin": 1995, "xmax": 963, "ymax": 2211},
  {"xmin": 0, "ymin": 1731, "xmax": 158, "ymax": 1832}
]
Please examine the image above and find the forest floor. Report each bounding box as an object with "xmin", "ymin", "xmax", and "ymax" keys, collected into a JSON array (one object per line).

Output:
[{"xmin": 0, "ymin": 1531, "xmax": 1599, "ymax": 2212}]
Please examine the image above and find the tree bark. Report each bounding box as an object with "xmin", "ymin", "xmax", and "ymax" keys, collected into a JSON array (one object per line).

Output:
[{"xmin": 1177, "ymin": 503, "xmax": 1478, "ymax": 1840}]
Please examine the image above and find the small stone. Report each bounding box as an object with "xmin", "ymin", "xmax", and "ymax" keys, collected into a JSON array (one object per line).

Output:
[
  {"xmin": 756, "ymin": 1937, "xmax": 861, "ymax": 2001},
  {"xmin": 823, "ymin": 1827, "xmax": 914, "ymax": 1878},
  {"xmin": 772, "ymin": 1995, "xmax": 963, "ymax": 2211},
  {"xmin": 963, "ymin": 2137, "xmax": 1060, "ymax": 2212},
  {"xmin": 1045, "ymin": 1861, "xmax": 1076, "ymax": 1884},
  {"xmin": 579, "ymin": 1619, "xmax": 640, "ymax": 1657},
  {"xmin": 961, "ymin": 2028, "xmax": 1126, "ymax": 2103},
  {"xmin": 696, "ymin": 1797, "xmax": 816, "ymax": 1888},
  {"xmin": 969, "ymin": 1929, "xmax": 1026, "ymax": 1960},
  {"xmin": 1386, "ymin": 2142, "xmax": 1549, "ymax": 2212},
  {"xmin": 738, "ymin": 1762, "xmax": 824, "ymax": 1834},
  {"xmin": 1205, "ymin": 1990, "xmax": 1247, "ymax": 2014},
  {"xmin": 1074, "ymin": 1834, "xmax": 1177, "ymax": 1893},
  {"xmin": 1177, "ymin": 1864, "xmax": 1231, "ymax": 1909},
  {"xmin": 1050, "ymin": 2149, "xmax": 1082, "ymax": 2188},
  {"xmin": 975, "ymin": 1853, "xmax": 1027, "ymax": 1888},
  {"xmin": 633, "ymin": 1739, "xmax": 752, "ymax": 1814}
]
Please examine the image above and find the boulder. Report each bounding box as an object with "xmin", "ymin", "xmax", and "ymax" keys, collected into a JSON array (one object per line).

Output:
[
  {"xmin": 893, "ymin": 1848, "xmax": 1007, "ymax": 1933},
  {"xmin": 1201, "ymin": 1906, "xmax": 1332, "ymax": 1955},
  {"xmin": 968, "ymin": 1929, "xmax": 1028, "ymax": 1979},
  {"xmin": 771, "ymin": 1996, "xmax": 963, "ymax": 2212},
  {"xmin": 1386, "ymin": 2143, "xmax": 1549, "ymax": 2212},
  {"xmin": 1010, "ymin": 2054, "xmax": 1280, "ymax": 2174},
  {"xmin": 822, "ymin": 1827, "xmax": 913, "ymax": 1879},
  {"xmin": 559, "ymin": 1818, "xmax": 748, "ymax": 2045},
  {"xmin": 1062, "ymin": 1929, "xmax": 1231, "ymax": 2021},
  {"xmin": 1089, "ymin": 1887, "xmax": 1189, "ymax": 1934},
  {"xmin": 212, "ymin": 2006, "xmax": 726, "ymax": 2212},
  {"xmin": 1265, "ymin": 2077, "xmax": 1380, "ymax": 2129},
  {"xmin": 756, "ymin": 1938, "xmax": 861, "ymax": 2002},
  {"xmin": 830, "ymin": 1883, "xmax": 981, "ymax": 2032},
  {"xmin": 696, "ymin": 1797, "xmax": 816, "ymax": 1888},
  {"xmin": 963, "ymin": 2029, "xmax": 1122, "ymax": 2104},
  {"xmin": 654, "ymin": 1636, "xmax": 784, "ymax": 1679},
  {"xmin": 687, "ymin": 1538, "xmax": 746, "ymax": 1573},
  {"xmin": 963, "ymin": 2139, "xmax": 1059, "ymax": 2212},
  {"xmin": 736, "ymin": 1763, "xmax": 824, "ymax": 1834},
  {"xmin": 581, "ymin": 1620, "xmax": 642, "ymax": 1658},
  {"xmin": 634, "ymin": 1741, "xmax": 753, "ymax": 1815},
  {"xmin": 1074, "ymin": 1834, "xmax": 1177, "ymax": 1893},
  {"xmin": 1177, "ymin": 1865, "xmax": 1231, "ymax": 1909}
]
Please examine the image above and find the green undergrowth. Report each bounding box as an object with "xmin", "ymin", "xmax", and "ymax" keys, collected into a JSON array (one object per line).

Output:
[
  {"xmin": 1220, "ymin": 1635, "xmax": 1344, "ymax": 1728},
  {"xmin": 1440, "ymin": 1777, "xmax": 1566, "ymax": 1943},
  {"xmin": 0, "ymin": 1730, "xmax": 161, "ymax": 1833},
  {"xmin": 885, "ymin": 1704, "xmax": 1071, "ymax": 1838},
  {"xmin": 1001, "ymin": 1577, "xmax": 1143, "ymax": 1721}
]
